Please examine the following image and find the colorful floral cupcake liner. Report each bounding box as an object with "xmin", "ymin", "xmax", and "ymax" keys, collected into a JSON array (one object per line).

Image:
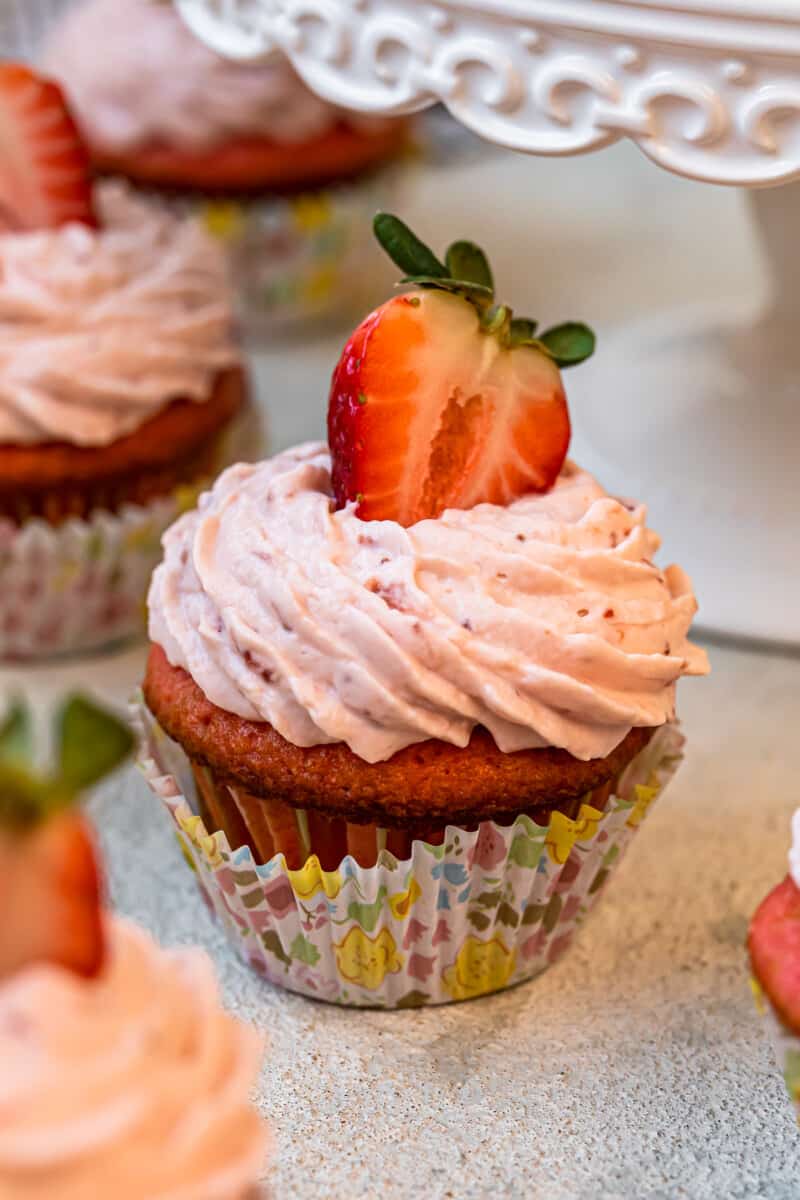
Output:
[
  {"xmin": 148, "ymin": 164, "xmax": 407, "ymax": 340},
  {"xmin": 134, "ymin": 698, "xmax": 685, "ymax": 1008},
  {"xmin": 0, "ymin": 402, "xmax": 262, "ymax": 661},
  {"xmin": 751, "ymin": 978, "xmax": 800, "ymax": 1122}
]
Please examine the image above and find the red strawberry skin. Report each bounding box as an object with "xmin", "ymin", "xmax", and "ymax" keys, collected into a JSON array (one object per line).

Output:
[
  {"xmin": 0, "ymin": 63, "xmax": 96, "ymax": 233},
  {"xmin": 0, "ymin": 811, "xmax": 104, "ymax": 983},
  {"xmin": 328, "ymin": 289, "xmax": 569, "ymax": 526},
  {"xmin": 749, "ymin": 875, "xmax": 800, "ymax": 1032}
]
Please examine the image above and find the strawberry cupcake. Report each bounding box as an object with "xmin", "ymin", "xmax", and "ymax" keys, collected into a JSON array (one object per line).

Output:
[
  {"xmin": 43, "ymin": 0, "xmax": 410, "ymax": 336},
  {"xmin": 138, "ymin": 215, "xmax": 708, "ymax": 1007},
  {"xmin": 749, "ymin": 810, "xmax": 800, "ymax": 1120},
  {"xmin": 0, "ymin": 695, "xmax": 268, "ymax": 1199},
  {"xmin": 0, "ymin": 64, "xmax": 250, "ymax": 660}
]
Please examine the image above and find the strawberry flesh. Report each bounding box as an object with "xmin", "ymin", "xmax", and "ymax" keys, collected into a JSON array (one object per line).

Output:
[
  {"xmin": 0, "ymin": 63, "xmax": 96, "ymax": 233},
  {"xmin": 749, "ymin": 875, "xmax": 800, "ymax": 1032},
  {"xmin": 329, "ymin": 289, "xmax": 570, "ymax": 525},
  {"xmin": 0, "ymin": 811, "xmax": 104, "ymax": 983}
]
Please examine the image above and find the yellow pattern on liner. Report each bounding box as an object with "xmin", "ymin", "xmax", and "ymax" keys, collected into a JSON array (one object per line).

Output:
[
  {"xmin": 334, "ymin": 927, "xmax": 404, "ymax": 990},
  {"xmin": 545, "ymin": 803, "xmax": 603, "ymax": 865},
  {"xmin": 388, "ymin": 878, "xmax": 422, "ymax": 920},
  {"xmin": 287, "ymin": 855, "xmax": 344, "ymax": 901},
  {"xmin": 442, "ymin": 935, "xmax": 516, "ymax": 1001}
]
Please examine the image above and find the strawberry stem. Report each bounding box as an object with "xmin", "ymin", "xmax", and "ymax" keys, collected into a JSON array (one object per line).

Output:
[
  {"xmin": 0, "ymin": 695, "xmax": 134, "ymax": 830},
  {"xmin": 373, "ymin": 213, "xmax": 596, "ymax": 369}
]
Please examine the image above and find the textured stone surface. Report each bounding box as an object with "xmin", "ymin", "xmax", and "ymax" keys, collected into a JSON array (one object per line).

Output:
[{"xmin": 9, "ymin": 636, "xmax": 794, "ymax": 1199}]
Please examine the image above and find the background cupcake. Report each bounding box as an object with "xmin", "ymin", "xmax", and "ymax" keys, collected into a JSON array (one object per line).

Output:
[
  {"xmin": 0, "ymin": 693, "xmax": 268, "ymax": 1198},
  {"xmin": 43, "ymin": 0, "xmax": 411, "ymax": 336},
  {"xmin": 0, "ymin": 63, "xmax": 251, "ymax": 660},
  {"xmin": 137, "ymin": 217, "xmax": 708, "ymax": 1007},
  {"xmin": 749, "ymin": 808, "xmax": 800, "ymax": 1121}
]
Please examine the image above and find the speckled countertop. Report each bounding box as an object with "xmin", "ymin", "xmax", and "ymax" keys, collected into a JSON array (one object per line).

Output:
[{"xmin": 4, "ymin": 144, "xmax": 799, "ymax": 1198}]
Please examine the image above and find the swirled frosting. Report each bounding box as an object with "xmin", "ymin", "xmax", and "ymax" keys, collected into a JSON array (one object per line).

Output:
[
  {"xmin": 43, "ymin": 0, "xmax": 376, "ymax": 152},
  {"xmin": 0, "ymin": 181, "xmax": 238, "ymax": 447},
  {"xmin": 0, "ymin": 916, "xmax": 267, "ymax": 1200},
  {"xmin": 148, "ymin": 442, "xmax": 709, "ymax": 764}
]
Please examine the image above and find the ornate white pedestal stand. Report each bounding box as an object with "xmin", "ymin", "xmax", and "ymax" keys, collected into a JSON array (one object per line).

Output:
[{"xmin": 176, "ymin": 0, "xmax": 800, "ymax": 642}]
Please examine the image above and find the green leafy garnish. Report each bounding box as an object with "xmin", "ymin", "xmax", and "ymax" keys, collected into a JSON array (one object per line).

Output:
[
  {"xmin": 57, "ymin": 696, "xmax": 136, "ymax": 793},
  {"xmin": 537, "ymin": 322, "xmax": 596, "ymax": 368},
  {"xmin": 0, "ymin": 694, "xmax": 134, "ymax": 830},
  {"xmin": 373, "ymin": 213, "xmax": 448, "ymax": 280},
  {"xmin": 373, "ymin": 212, "xmax": 595, "ymax": 369},
  {"xmin": 444, "ymin": 240, "xmax": 494, "ymax": 292},
  {"xmin": 0, "ymin": 700, "xmax": 33, "ymax": 768}
]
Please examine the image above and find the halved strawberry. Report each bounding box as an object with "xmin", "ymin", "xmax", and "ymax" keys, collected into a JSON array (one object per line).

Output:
[
  {"xmin": 328, "ymin": 215, "xmax": 594, "ymax": 525},
  {"xmin": 0, "ymin": 811, "xmax": 104, "ymax": 982},
  {"xmin": 0, "ymin": 63, "xmax": 96, "ymax": 233},
  {"xmin": 0, "ymin": 693, "xmax": 133, "ymax": 983},
  {"xmin": 749, "ymin": 876, "xmax": 800, "ymax": 1032}
]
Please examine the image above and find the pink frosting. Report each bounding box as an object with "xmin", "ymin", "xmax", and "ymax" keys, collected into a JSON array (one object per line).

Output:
[
  {"xmin": 148, "ymin": 442, "xmax": 709, "ymax": 765},
  {"xmin": 0, "ymin": 916, "xmax": 267, "ymax": 1200},
  {"xmin": 43, "ymin": 0, "xmax": 375, "ymax": 153},
  {"xmin": 0, "ymin": 181, "xmax": 239, "ymax": 447}
]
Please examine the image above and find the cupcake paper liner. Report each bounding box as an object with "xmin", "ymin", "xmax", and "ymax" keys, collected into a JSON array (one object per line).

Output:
[
  {"xmin": 146, "ymin": 165, "xmax": 407, "ymax": 339},
  {"xmin": 0, "ymin": 402, "xmax": 261, "ymax": 661},
  {"xmin": 751, "ymin": 978, "xmax": 800, "ymax": 1122},
  {"xmin": 134, "ymin": 697, "xmax": 685, "ymax": 1008}
]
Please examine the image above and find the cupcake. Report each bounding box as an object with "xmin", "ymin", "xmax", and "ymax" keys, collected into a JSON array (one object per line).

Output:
[
  {"xmin": 0, "ymin": 63, "xmax": 249, "ymax": 659},
  {"xmin": 749, "ymin": 809, "xmax": 800, "ymax": 1119},
  {"xmin": 138, "ymin": 215, "xmax": 708, "ymax": 1007},
  {"xmin": 43, "ymin": 0, "xmax": 410, "ymax": 335},
  {"xmin": 0, "ymin": 695, "xmax": 267, "ymax": 1198}
]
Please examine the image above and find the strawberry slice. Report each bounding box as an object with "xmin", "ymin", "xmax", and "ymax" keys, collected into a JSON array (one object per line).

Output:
[
  {"xmin": 328, "ymin": 215, "xmax": 593, "ymax": 525},
  {"xmin": 0, "ymin": 63, "xmax": 96, "ymax": 233},
  {"xmin": 0, "ymin": 811, "xmax": 104, "ymax": 982},
  {"xmin": 749, "ymin": 875, "xmax": 800, "ymax": 1032},
  {"xmin": 0, "ymin": 693, "xmax": 133, "ymax": 983}
]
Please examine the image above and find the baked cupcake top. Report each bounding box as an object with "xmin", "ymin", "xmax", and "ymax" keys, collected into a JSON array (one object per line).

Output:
[
  {"xmin": 43, "ymin": 0, "xmax": 371, "ymax": 154},
  {"xmin": 0, "ymin": 915, "xmax": 266, "ymax": 1199},
  {"xmin": 148, "ymin": 443, "xmax": 707, "ymax": 765},
  {"xmin": 0, "ymin": 181, "xmax": 238, "ymax": 447},
  {"xmin": 150, "ymin": 215, "xmax": 708, "ymax": 765}
]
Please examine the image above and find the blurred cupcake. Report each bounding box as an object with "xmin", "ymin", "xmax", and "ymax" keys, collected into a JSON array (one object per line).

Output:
[
  {"xmin": 0, "ymin": 694, "xmax": 267, "ymax": 1198},
  {"xmin": 43, "ymin": 0, "xmax": 411, "ymax": 336},
  {"xmin": 0, "ymin": 63, "xmax": 250, "ymax": 660},
  {"xmin": 749, "ymin": 809, "xmax": 800, "ymax": 1120},
  {"xmin": 137, "ymin": 216, "xmax": 708, "ymax": 1007},
  {"xmin": 0, "ymin": 918, "xmax": 267, "ymax": 1198}
]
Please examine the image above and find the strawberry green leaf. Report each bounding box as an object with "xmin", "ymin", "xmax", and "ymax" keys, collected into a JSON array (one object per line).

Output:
[
  {"xmin": 445, "ymin": 241, "xmax": 494, "ymax": 293},
  {"xmin": 0, "ymin": 698, "xmax": 33, "ymax": 768},
  {"xmin": 508, "ymin": 317, "xmax": 539, "ymax": 347},
  {"xmin": 56, "ymin": 695, "xmax": 135, "ymax": 792},
  {"xmin": 0, "ymin": 762, "xmax": 70, "ymax": 829},
  {"xmin": 538, "ymin": 322, "xmax": 596, "ymax": 368},
  {"xmin": 481, "ymin": 304, "xmax": 512, "ymax": 336},
  {"xmin": 399, "ymin": 275, "xmax": 494, "ymax": 305},
  {"xmin": 374, "ymin": 213, "xmax": 448, "ymax": 279}
]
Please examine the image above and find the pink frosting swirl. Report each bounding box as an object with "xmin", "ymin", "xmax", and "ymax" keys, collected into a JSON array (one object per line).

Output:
[
  {"xmin": 0, "ymin": 917, "xmax": 267, "ymax": 1200},
  {"xmin": 0, "ymin": 181, "xmax": 239, "ymax": 447},
  {"xmin": 148, "ymin": 442, "xmax": 709, "ymax": 764},
  {"xmin": 43, "ymin": 0, "xmax": 372, "ymax": 152}
]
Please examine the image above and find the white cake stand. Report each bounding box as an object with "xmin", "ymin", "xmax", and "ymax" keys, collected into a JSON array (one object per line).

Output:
[{"xmin": 176, "ymin": 0, "xmax": 800, "ymax": 644}]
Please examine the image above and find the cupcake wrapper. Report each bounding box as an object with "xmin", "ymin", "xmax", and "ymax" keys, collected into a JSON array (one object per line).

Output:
[
  {"xmin": 752, "ymin": 979, "xmax": 800, "ymax": 1122},
  {"xmin": 134, "ymin": 697, "xmax": 684, "ymax": 1008},
  {"xmin": 144, "ymin": 164, "xmax": 408, "ymax": 338},
  {"xmin": 0, "ymin": 402, "xmax": 261, "ymax": 661}
]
